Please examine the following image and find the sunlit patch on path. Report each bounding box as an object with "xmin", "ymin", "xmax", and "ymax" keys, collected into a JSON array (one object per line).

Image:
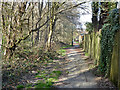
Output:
[{"xmin": 54, "ymin": 42, "xmax": 98, "ymax": 88}]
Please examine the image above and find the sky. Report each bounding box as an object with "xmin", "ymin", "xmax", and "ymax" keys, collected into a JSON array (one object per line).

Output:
[{"xmin": 79, "ymin": 1, "xmax": 92, "ymax": 30}]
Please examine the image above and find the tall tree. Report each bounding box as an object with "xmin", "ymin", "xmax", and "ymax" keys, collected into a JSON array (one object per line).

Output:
[
  {"xmin": 92, "ymin": 2, "xmax": 99, "ymax": 31},
  {"xmin": 98, "ymin": 2, "xmax": 117, "ymax": 30},
  {"xmin": 1, "ymin": 1, "xmax": 86, "ymax": 59}
]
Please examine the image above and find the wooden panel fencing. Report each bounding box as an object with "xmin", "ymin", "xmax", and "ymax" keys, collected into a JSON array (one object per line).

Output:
[{"xmin": 83, "ymin": 30, "xmax": 120, "ymax": 88}]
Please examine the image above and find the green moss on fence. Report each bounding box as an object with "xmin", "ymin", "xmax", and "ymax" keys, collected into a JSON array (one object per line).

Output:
[
  {"xmin": 84, "ymin": 30, "xmax": 120, "ymax": 87},
  {"xmin": 110, "ymin": 31, "xmax": 119, "ymax": 86},
  {"xmin": 84, "ymin": 31, "xmax": 101, "ymax": 65}
]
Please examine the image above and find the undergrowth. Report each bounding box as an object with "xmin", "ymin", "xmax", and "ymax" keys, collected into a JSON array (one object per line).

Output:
[
  {"xmin": 17, "ymin": 70, "xmax": 62, "ymax": 89},
  {"xmin": 2, "ymin": 44, "xmax": 62, "ymax": 89}
]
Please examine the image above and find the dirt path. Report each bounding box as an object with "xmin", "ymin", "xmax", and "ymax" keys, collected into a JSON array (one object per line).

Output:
[{"xmin": 54, "ymin": 42, "xmax": 98, "ymax": 88}]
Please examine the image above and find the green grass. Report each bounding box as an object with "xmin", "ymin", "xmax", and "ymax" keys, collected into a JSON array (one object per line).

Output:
[
  {"xmin": 52, "ymin": 70, "xmax": 62, "ymax": 77},
  {"xmin": 34, "ymin": 71, "xmax": 61, "ymax": 88},
  {"xmin": 17, "ymin": 85, "xmax": 24, "ymax": 89},
  {"xmin": 75, "ymin": 41, "xmax": 79, "ymax": 43},
  {"xmin": 35, "ymin": 75, "xmax": 46, "ymax": 78},
  {"xmin": 57, "ymin": 44, "xmax": 73, "ymax": 56},
  {"xmin": 62, "ymin": 45, "xmax": 72, "ymax": 49},
  {"xmin": 22, "ymin": 70, "xmax": 62, "ymax": 89},
  {"xmin": 58, "ymin": 49, "xmax": 66, "ymax": 56},
  {"xmin": 34, "ymin": 81, "xmax": 52, "ymax": 88},
  {"xmin": 85, "ymin": 52, "xmax": 89, "ymax": 56},
  {"xmin": 25, "ymin": 83, "xmax": 33, "ymax": 89}
]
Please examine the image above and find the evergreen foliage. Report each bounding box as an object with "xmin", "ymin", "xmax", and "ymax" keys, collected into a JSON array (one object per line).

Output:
[{"xmin": 99, "ymin": 9, "xmax": 119, "ymax": 77}]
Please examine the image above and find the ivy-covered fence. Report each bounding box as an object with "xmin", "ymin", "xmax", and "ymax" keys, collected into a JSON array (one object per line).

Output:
[
  {"xmin": 83, "ymin": 29, "xmax": 120, "ymax": 88},
  {"xmin": 83, "ymin": 8, "xmax": 120, "ymax": 88}
]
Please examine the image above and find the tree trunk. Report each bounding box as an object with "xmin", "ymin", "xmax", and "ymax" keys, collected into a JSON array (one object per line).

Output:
[
  {"xmin": 98, "ymin": 2, "xmax": 109, "ymax": 30},
  {"xmin": 35, "ymin": 1, "xmax": 43, "ymax": 43},
  {"xmin": 44, "ymin": 16, "xmax": 49, "ymax": 49},
  {"xmin": 31, "ymin": 3, "xmax": 34, "ymax": 46},
  {"xmin": 0, "ymin": 3, "xmax": 2, "ymax": 89},
  {"xmin": 92, "ymin": 2, "xmax": 99, "ymax": 31}
]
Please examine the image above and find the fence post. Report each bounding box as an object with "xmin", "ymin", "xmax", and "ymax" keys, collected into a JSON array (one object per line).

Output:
[
  {"xmin": 84, "ymin": 34, "xmax": 86, "ymax": 51},
  {"xmin": 118, "ymin": 30, "xmax": 120, "ymax": 89},
  {"xmin": 0, "ymin": 32, "xmax": 1, "ymax": 90},
  {"xmin": 118, "ymin": 8, "xmax": 120, "ymax": 89}
]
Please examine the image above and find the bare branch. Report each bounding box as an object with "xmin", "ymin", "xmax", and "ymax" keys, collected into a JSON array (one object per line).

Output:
[{"xmin": 10, "ymin": 2, "xmax": 86, "ymax": 49}]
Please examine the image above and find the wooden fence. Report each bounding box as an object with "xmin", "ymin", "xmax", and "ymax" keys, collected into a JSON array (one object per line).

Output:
[
  {"xmin": 83, "ymin": 31, "xmax": 101, "ymax": 65},
  {"xmin": 83, "ymin": 30, "xmax": 120, "ymax": 88}
]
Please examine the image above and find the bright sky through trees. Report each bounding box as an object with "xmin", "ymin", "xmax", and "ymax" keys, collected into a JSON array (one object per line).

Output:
[{"xmin": 79, "ymin": 1, "xmax": 92, "ymax": 30}]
